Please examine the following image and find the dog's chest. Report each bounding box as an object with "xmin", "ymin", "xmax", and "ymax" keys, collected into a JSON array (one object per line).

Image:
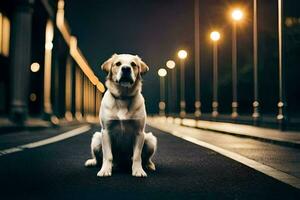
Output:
[
  {"xmin": 117, "ymin": 107, "xmax": 129, "ymax": 120},
  {"xmin": 106, "ymin": 119, "xmax": 144, "ymax": 153},
  {"xmin": 113, "ymin": 100, "xmax": 130, "ymax": 120},
  {"xmin": 106, "ymin": 119, "xmax": 143, "ymax": 136},
  {"xmin": 113, "ymin": 99, "xmax": 144, "ymax": 120}
]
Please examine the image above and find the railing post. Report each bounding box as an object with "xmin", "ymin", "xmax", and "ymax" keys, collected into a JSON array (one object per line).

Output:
[
  {"xmin": 83, "ymin": 76, "xmax": 87, "ymax": 120},
  {"xmin": 88, "ymin": 81, "xmax": 92, "ymax": 121},
  {"xmin": 86, "ymin": 79, "xmax": 89, "ymax": 120},
  {"xmin": 95, "ymin": 88, "xmax": 102, "ymax": 119},
  {"xmin": 65, "ymin": 55, "xmax": 73, "ymax": 121},
  {"xmin": 43, "ymin": 20, "xmax": 54, "ymax": 120},
  {"xmin": 9, "ymin": 0, "xmax": 34, "ymax": 124},
  {"xmin": 52, "ymin": 35, "xmax": 67, "ymax": 120},
  {"xmin": 91, "ymin": 84, "xmax": 95, "ymax": 121},
  {"xmin": 75, "ymin": 67, "xmax": 83, "ymax": 120}
]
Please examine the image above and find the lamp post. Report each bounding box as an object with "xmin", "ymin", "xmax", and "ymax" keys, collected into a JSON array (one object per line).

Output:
[
  {"xmin": 166, "ymin": 60, "xmax": 176, "ymax": 115},
  {"xmin": 277, "ymin": 0, "xmax": 286, "ymax": 130},
  {"xmin": 231, "ymin": 8, "xmax": 243, "ymax": 119},
  {"xmin": 177, "ymin": 50, "xmax": 187, "ymax": 118},
  {"xmin": 158, "ymin": 68, "xmax": 167, "ymax": 116},
  {"xmin": 194, "ymin": 0, "xmax": 201, "ymax": 118},
  {"xmin": 210, "ymin": 31, "xmax": 221, "ymax": 117},
  {"xmin": 252, "ymin": 0, "xmax": 260, "ymax": 123}
]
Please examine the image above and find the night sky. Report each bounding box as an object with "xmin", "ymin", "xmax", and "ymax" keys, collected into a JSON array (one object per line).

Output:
[{"xmin": 65, "ymin": 0, "xmax": 300, "ymax": 115}]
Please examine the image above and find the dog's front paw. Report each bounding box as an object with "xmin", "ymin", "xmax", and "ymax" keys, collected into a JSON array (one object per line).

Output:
[
  {"xmin": 132, "ymin": 166, "xmax": 147, "ymax": 177},
  {"xmin": 97, "ymin": 168, "xmax": 112, "ymax": 177},
  {"xmin": 97, "ymin": 163, "xmax": 112, "ymax": 177},
  {"xmin": 85, "ymin": 159, "xmax": 97, "ymax": 167}
]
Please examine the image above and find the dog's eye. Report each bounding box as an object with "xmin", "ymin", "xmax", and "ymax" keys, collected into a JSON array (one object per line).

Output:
[
  {"xmin": 116, "ymin": 62, "xmax": 122, "ymax": 66},
  {"xmin": 131, "ymin": 62, "xmax": 137, "ymax": 67}
]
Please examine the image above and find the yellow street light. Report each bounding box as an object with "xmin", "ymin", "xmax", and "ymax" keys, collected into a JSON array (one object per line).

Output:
[
  {"xmin": 30, "ymin": 62, "xmax": 40, "ymax": 72},
  {"xmin": 210, "ymin": 31, "xmax": 221, "ymax": 41},
  {"xmin": 177, "ymin": 50, "xmax": 187, "ymax": 59},
  {"xmin": 231, "ymin": 9, "xmax": 243, "ymax": 21},
  {"xmin": 166, "ymin": 60, "xmax": 176, "ymax": 69},
  {"xmin": 158, "ymin": 68, "xmax": 167, "ymax": 77}
]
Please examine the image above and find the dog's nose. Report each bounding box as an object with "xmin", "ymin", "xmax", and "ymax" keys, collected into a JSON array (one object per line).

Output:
[{"xmin": 121, "ymin": 66, "xmax": 131, "ymax": 75}]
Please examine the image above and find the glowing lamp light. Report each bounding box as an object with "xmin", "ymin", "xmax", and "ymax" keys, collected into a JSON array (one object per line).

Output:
[
  {"xmin": 158, "ymin": 68, "xmax": 167, "ymax": 77},
  {"xmin": 177, "ymin": 50, "xmax": 187, "ymax": 59},
  {"xmin": 231, "ymin": 9, "xmax": 243, "ymax": 21},
  {"xmin": 166, "ymin": 60, "xmax": 176, "ymax": 69},
  {"xmin": 210, "ymin": 31, "xmax": 221, "ymax": 41},
  {"xmin": 30, "ymin": 62, "xmax": 40, "ymax": 72}
]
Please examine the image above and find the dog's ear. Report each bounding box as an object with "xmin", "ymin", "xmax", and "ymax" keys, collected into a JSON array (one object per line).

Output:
[
  {"xmin": 136, "ymin": 56, "xmax": 149, "ymax": 74},
  {"xmin": 101, "ymin": 54, "xmax": 117, "ymax": 73}
]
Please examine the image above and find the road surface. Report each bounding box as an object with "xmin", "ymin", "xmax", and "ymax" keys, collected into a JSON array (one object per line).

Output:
[{"xmin": 0, "ymin": 124, "xmax": 299, "ymax": 199}]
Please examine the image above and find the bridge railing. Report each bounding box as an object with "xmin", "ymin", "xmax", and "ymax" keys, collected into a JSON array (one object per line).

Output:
[
  {"xmin": 44, "ymin": 0, "xmax": 105, "ymax": 124},
  {"xmin": 0, "ymin": 0, "xmax": 105, "ymax": 126}
]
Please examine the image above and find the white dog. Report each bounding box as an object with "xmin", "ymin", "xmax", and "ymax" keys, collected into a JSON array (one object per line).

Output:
[{"xmin": 85, "ymin": 54, "xmax": 157, "ymax": 177}]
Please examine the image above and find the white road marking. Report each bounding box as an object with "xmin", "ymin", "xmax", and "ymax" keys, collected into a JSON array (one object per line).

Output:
[
  {"xmin": 148, "ymin": 121, "xmax": 300, "ymax": 189},
  {"xmin": 0, "ymin": 125, "xmax": 91, "ymax": 157}
]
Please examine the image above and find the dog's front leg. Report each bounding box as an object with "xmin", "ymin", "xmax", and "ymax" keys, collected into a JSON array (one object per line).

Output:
[
  {"xmin": 97, "ymin": 130, "xmax": 113, "ymax": 177},
  {"xmin": 132, "ymin": 132, "xmax": 147, "ymax": 177}
]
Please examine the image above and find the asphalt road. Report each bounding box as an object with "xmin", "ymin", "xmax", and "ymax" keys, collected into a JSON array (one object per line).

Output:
[{"xmin": 0, "ymin": 125, "xmax": 300, "ymax": 199}]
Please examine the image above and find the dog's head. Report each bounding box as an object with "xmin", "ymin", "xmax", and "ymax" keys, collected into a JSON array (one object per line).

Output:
[{"xmin": 101, "ymin": 54, "xmax": 149, "ymax": 88}]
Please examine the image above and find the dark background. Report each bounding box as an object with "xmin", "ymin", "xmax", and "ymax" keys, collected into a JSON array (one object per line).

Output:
[{"xmin": 64, "ymin": 0, "xmax": 300, "ymax": 116}]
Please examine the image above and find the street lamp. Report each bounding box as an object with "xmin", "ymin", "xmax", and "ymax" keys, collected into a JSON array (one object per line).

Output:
[
  {"xmin": 210, "ymin": 31, "xmax": 220, "ymax": 117},
  {"xmin": 30, "ymin": 62, "xmax": 40, "ymax": 73},
  {"xmin": 231, "ymin": 8, "xmax": 243, "ymax": 118},
  {"xmin": 210, "ymin": 31, "xmax": 220, "ymax": 41},
  {"xmin": 158, "ymin": 68, "xmax": 167, "ymax": 116},
  {"xmin": 166, "ymin": 60, "xmax": 176, "ymax": 69},
  {"xmin": 231, "ymin": 9, "xmax": 243, "ymax": 21},
  {"xmin": 177, "ymin": 49, "xmax": 187, "ymax": 118},
  {"xmin": 178, "ymin": 50, "xmax": 187, "ymax": 60},
  {"xmin": 166, "ymin": 60, "xmax": 176, "ymax": 115}
]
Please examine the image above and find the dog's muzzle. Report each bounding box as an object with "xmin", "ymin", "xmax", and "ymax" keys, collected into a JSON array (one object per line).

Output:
[{"xmin": 118, "ymin": 66, "xmax": 134, "ymax": 85}]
